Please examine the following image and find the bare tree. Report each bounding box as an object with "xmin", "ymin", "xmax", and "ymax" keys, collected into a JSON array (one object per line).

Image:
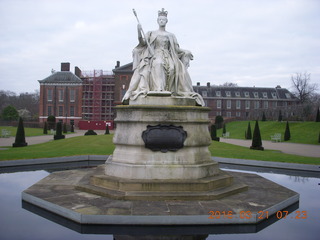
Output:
[
  {"xmin": 220, "ymin": 82, "xmax": 238, "ymax": 87},
  {"xmin": 291, "ymin": 72, "xmax": 318, "ymax": 103}
]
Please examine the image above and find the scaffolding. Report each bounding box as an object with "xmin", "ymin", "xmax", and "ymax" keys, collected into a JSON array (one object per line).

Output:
[{"xmin": 81, "ymin": 70, "xmax": 115, "ymax": 121}]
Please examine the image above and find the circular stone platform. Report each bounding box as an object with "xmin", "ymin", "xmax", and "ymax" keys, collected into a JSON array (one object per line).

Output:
[{"xmin": 22, "ymin": 166, "xmax": 299, "ymax": 225}]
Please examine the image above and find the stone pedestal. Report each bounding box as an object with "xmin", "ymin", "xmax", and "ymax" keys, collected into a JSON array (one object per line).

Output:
[{"xmin": 83, "ymin": 96, "xmax": 248, "ymax": 200}]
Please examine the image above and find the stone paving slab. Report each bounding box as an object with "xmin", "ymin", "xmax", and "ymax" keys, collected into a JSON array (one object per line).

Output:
[{"xmin": 22, "ymin": 166, "xmax": 299, "ymax": 225}]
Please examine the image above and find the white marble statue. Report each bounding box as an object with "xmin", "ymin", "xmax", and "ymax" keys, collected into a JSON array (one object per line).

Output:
[{"xmin": 122, "ymin": 8, "xmax": 205, "ymax": 106}]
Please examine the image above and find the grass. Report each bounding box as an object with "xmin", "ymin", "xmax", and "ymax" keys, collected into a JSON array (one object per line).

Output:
[
  {"xmin": 0, "ymin": 134, "xmax": 318, "ymax": 165},
  {"xmin": 209, "ymin": 141, "xmax": 319, "ymax": 165},
  {"xmin": 0, "ymin": 135, "xmax": 114, "ymax": 160},
  {"xmin": 0, "ymin": 126, "xmax": 45, "ymax": 137},
  {"xmin": 217, "ymin": 121, "xmax": 320, "ymax": 145}
]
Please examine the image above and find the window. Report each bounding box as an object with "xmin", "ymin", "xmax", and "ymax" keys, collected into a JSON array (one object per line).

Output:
[
  {"xmin": 227, "ymin": 112, "xmax": 231, "ymax": 117},
  {"xmin": 263, "ymin": 92, "xmax": 268, "ymax": 98},
  {"xmin": 245, "ymin": 92, "xmax": 249, "ymax": 98},
  {"xmin": 285, "ymin": 93, "xmax": 291, "ymax": 99},
  {"xmin": 70, "ymin": 89, "xmax": 75, "ymax": 102},
  {"xmin": 272, "ymin": 101, "xmax": 277, "ymax": 108},
  {"xmin": 271, "ymin": 92, "xmax": 277, "ymax": 99},
  {"xmin": 227, "ymin": 100, "xmax": 231, "ymax": 109},
  {"xmin": 217, "ymin": 100, "xmax": 221, "ymax": 109},
  {"xmin": 202, "ymin": 91, "xmax": 207, "ymax": 97},
  {"xmin": 70, "ymin": 106, "xmax": 75, "ymax": 116},
  {"xmin": 216, "ymin": 91, "xmax": 221, "ymax": 97},
  {"xmin": 47, "ymin": 106, "xmax": 52, "ymax": 116},
  {"xmin": 47, "ymin": 89, "xmax": 52, "ymax": 101},
  {"xmin": 245, "ymin": 100, "xmax": 250, "ymax": 109},
  {"xmin": 264, "ymin": 101, "xmax": 268, "ymax": 109},
  {"xmin": 226, "ymin": 91, "xmax": 231, "ymax": 97},
  {"xmin": 254, "ymin": 92, "xmax": 259, "ymax": 98},
  {"xmin": 216, "ymin": 111, "xmax": 221, "ymax": 116},
  {"xmin": 235, "ymin": 92, "xmax": 240, "ymax": 97},
  {"xmin": 58, "ymin": 106, "xmax": 63, "ymax": 116},
  {"xmin": 59, "ymin": 89, "xmax": 64, "ymax": 102},
  {"xmin": 236, "ymin": 100, "xmax": 241, "ymax": 109},
  {"xmin": 254, "ymin": 101, "xmax": 260, "ymax": 109},
  {"xmin": 236, "ymin": 112, "xmax": 241, "ymax": 117}
]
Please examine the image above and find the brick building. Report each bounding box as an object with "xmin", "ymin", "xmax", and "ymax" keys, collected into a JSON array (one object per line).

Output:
[
  {"xmin": 38, "ymin": 63, "xmax": 83, "ymax": 126},
  {"xmin": 39, "ymin": 62, "xmax": 299, "ymax": 128}
]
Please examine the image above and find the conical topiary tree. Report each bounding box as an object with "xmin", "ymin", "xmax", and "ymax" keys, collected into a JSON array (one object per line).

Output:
[
  {"xmin": 71, "ymin": 124, "xmax": 74, "ymax": 133},
  {"xmin": 262, "ymin": 112, "xmax": 266, "ymax": 121},
  {"xmin": 318, "ymin": 132, "xmax": 320, "ymax": 143},
  {"xmin": 250, "ymin": 120, "xmax": 264, "ymax": 150},
  {"xmin": 105, "ymin": 124, "xmax": 110, "ymax": 135},
  {"xmin": 222, "ymin": 124, "xmax": 226, "ymax": 135},
  {"xmin": 316, "ymin": 107, "xmax": 320, "ymax": 122},
  {"xmin": 47, "ymin": 115, "xmax": 56, "ymax": 130},
  {"xmin": 12, "ymin": 117, "xmax": 28, "ymax": 147},
  {"xmin": 278, "ymin": 110, "xmax": 282, "ymax": 122},
  {"xmin": 284, "ymin": 121, "xmax": 291, "ymax": 141},
  {"xmin": 54, "ymin": 122, "xmax": 65, "ymax": 140},
  {"xmin": 210, "ymin": 124, "xmax": 220, "ymax": 141},
  {"xmin": 43, "ymin": 121, "xmax": 48, "ymax": 134},
  {"xmin": 246, "ymin": 122, "xmax": 252, "ymax": 140}
]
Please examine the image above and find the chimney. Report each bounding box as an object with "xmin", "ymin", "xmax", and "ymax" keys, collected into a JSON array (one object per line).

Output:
[
  {"xmin": 207, "ymin": 82, "xmax": 210, "ymax": 87},
  {"xmin": 115, "ymin": 61, "xmax": 120, "ymax": 68},
  {"xmin": 61, "ymin": 62, "xmax": 70, "ymax": 71},
  {"xmin": 75, "ymin": 66, "xmax": 82, "ymax": 77},
  {"xmin": 276, "ymin": 85, "xmax": 281, "ymax": 89},
  {"xmin": 197, "ymin": 82, "xmax": 200, "ymax": 86}
]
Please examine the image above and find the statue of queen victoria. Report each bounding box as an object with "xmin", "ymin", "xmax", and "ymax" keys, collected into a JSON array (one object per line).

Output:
[{"xmin": 122, "ymin": 8, "xmax": 205, "ymax": 106}]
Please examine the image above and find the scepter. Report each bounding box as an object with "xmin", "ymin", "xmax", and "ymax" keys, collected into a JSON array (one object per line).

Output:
[{"xmin": 132, "ymin": 9, "xmax": 153, "ymax": 55}]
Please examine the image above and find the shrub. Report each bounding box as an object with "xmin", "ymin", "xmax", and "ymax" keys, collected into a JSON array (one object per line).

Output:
[
  {"xmin": 210, "ymin": 124, "xmax": 220, "ymax": 141},
  {"xmin": 47, "ymin": 115, "xmax": 56, "ymax": 130},
  {"xmin": 318, "ymin": 132, "xmax": 320, "ymax": 143},
  {"xmin": 84, "ymin": 129, "xmax": 97, "ymax": 135},
  {"xmin": 43, "ymin": 121, "xmax": 48, "ymax": 134},
  {"xmin": 215, "ymin": 115, "xmax": 224, "ymax": 129},
  {"xmin": 250, "ymin": 120, "xmax": 264, "ymax": 150},
  {"xmin": 105, "ymin": 125, "xmax": 110, "ymax": 135},
  {"xmin": 71, "ymin": 124, "xmax": 74, "ymax": 133},
  {"xmin": 246, "ymin": 122, "xmax": 252, "ymax": 140},
  {"xmin": 316, "ymin": 107, "xmax": 320, "ymax": 122},
  {"xmin": 2, "ymin": 105, "xmax": 19, "ymax": 121},
  {"xmin": 12, "ymin": 117, "xmax": 28, "ymax": 147},
  {"xmin": 284, "ymin": 121, "xmax": 291, "ymax": 141},
  {"xmin": 262, "ymin": 112, "xmax": 266, "ymax": 121},
  {"xmin": 222, "ymin": 124, "xmax": 226, "ymax": 134},
  {"xmin": 54, "ymin": 122, "xmax": 65, "ymax": 140},
  {"xmin": 278, "ymin": 110, "xmax": 282, "ymax": 122}
]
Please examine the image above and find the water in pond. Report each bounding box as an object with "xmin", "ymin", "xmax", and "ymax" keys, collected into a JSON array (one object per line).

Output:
[{"xmin": 0, "ymin": 166, "xmax": 319, "ymax": 240}]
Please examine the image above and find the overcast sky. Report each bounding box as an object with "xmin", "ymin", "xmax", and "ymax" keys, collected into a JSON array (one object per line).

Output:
[{"xmin": 0, "ymin": 0, "xmax": 319, "ymax": 94}]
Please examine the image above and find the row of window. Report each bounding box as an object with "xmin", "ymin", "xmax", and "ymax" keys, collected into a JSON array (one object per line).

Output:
[
  {"xmin": 47, "ymin": 89, "xmax": 76, "ymax": 102},
  {"xmin": 47, "ymin": 106, "xmax": 76, "ymax": 117},
  {"xmin": 214, "ymin": 100, "xmax": 290, "ymax": 109},
  {"xmin": 202, "ymin": 91, "xmax": 291, "ymax": 99}
]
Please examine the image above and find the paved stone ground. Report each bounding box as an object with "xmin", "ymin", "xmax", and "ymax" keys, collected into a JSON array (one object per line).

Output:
[
  {"xmin": 220, "ymin": 138, "xmax": 320, "ymax": 158},
  {"xmin": 22, "ymin": 166, "xmax": 299, "ymax": 226}
]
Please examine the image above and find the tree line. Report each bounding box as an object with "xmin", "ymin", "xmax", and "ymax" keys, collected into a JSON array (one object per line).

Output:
[{"xmin": 0, "ymin": 90, "xmax": 39, "ymax": 121}]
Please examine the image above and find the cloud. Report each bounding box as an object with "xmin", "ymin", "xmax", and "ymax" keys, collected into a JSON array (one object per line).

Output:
[{"xmin": 0, "ymin": 0, "xmax": 319, "ymax": 93}]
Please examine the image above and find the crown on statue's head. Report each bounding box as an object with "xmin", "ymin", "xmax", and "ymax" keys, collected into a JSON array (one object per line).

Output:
[{"xmin": 158, "ymin": 8, "xmax": 168, "ymax": 17}]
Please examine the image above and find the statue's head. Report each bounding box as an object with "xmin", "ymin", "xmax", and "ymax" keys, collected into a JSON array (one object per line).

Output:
[{"xmin": 157, "ymin": 8, "xmax": 168, "ymax": 26}]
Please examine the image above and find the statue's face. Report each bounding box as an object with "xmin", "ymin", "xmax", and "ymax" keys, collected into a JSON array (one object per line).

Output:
[{"xmin": 157, "ymin": 16, "xmax": 168, "ymax": 27}]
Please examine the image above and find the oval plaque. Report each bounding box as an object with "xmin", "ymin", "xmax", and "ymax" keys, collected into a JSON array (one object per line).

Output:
[{"xmin": 142, "ymin": 124, "xmax": 187, "ymax": 153}]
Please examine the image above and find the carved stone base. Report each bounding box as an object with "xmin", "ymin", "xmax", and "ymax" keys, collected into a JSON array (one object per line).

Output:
[{"xmin": 77, "ymin": 166, "xmax": 248, "ymax": 201}]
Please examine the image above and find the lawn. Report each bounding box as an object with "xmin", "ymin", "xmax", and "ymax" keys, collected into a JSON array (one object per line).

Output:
[
  {"xmin": 0, "ymin": 134, "xmax": 318, "ymax": 165},
  {"xmin": 1, "ymin": 126, "xmax": 45, "ymax": 137},
  {"xmin": 217, "ymin": 121, "xmax": 320, "ymax": 145}
]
